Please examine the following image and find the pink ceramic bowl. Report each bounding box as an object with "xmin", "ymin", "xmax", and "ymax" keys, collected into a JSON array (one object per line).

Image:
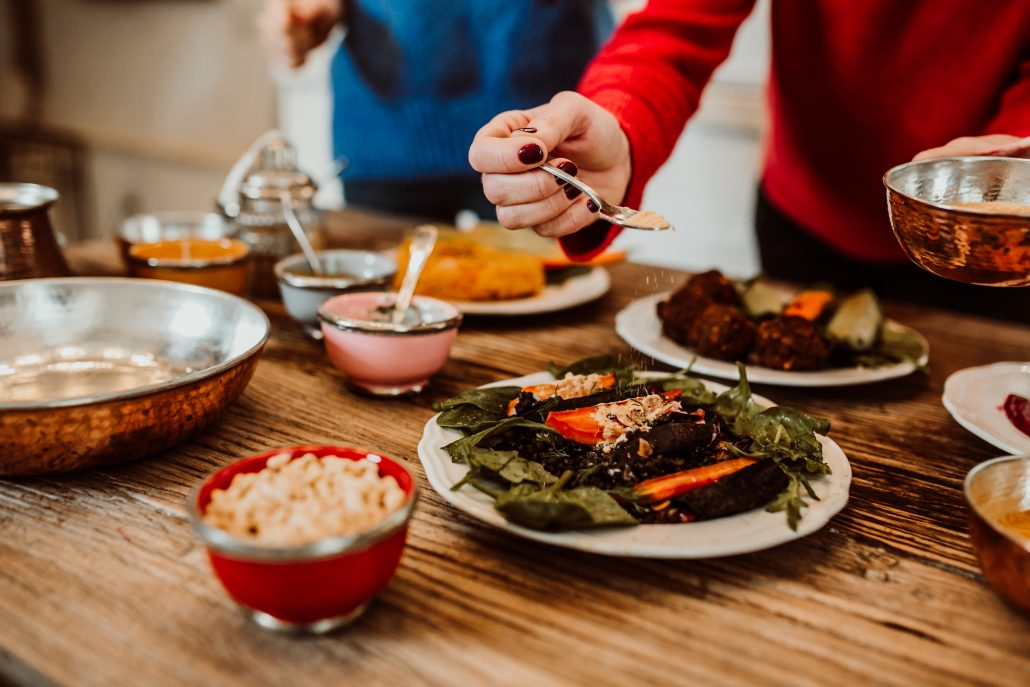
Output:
[
  {"xmin": 318, "ymin": 291, "xmax": 462, "ymax": 396},
  {"xmin": 188, "ymin": 445, "xmax": 418, "ymax": 634}
]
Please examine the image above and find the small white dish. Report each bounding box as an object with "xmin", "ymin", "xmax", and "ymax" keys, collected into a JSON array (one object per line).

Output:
[
  {"xmin": 943, "ymin": 362, "xmax": 1030, "ymax": 455},
  {"xmin": 275, "ymin": 250, "xmax": 396, "ymax": 338},
  {"xmin": 417, "ymin": 371, "xmax": 852, "ymax": 558},
  {"xmin": 450, "ymin": 267, "xmax": 610, "ymax": 316},
  {"xmin": 616, "ymin": 292, "xmax": 928, "ymax": 387}
]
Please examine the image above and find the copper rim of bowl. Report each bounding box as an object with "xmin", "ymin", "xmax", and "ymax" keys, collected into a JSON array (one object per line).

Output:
[
  {"xmin": 273, "ymin": 250, "xmax": 395, "ymax": 290},
  {"xmin": 963, "ymin": 455, "xmax": 1030, "ymax": 551},
  {"xmin": 0, "ymin": 277, "xmax": 271, "ymax": 411},
  {"xmin": 187, "ymin": 454, "xmax": 419, "ymax": 562},
  {"xmin": 883, "ymin": 156, "xmax": 1030, "ymax": 217},
  {"xmin": 128, "ymin": 239, "xmax": 251, "ymax": 269},
  {"xmin": 317, "ymin": 295, "xmax": 463, "ymax": 336}
]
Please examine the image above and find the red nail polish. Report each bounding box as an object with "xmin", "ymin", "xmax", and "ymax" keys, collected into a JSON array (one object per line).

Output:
[
  {"xmin": 564, "ymin": 186, "xmax": 581, "ymax": 200},
  {"xmin": 518, "ymin": 143, "xmax": 544, "ymax": 165},
  {"xmin": 514, "ymin": 127, "xmax": 538, "ymax": 133},
  {"xmin": 554, "ymin": 161, "xmax": 577, "ymax": 186},
  {"xmin": 587, "ymin": 200, "xmax": 599, "ymax": 213}
]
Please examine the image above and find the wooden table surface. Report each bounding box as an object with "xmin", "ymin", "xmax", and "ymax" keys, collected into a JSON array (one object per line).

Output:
[{"xmin": 2, "ymin": 210, "xmax": 1029, "ymax": 687}]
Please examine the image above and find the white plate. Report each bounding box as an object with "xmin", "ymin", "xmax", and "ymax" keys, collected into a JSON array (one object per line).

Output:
[
  {"xmin": 417, "ymin": 371, "xmax": 852, "ymax": 558},
  {"xmin": 616, "ymin": 292, "xmax": 928, "ymax": 387},
  {"xmin": 448, "ymin": 267, "xmax": 609, "ymax": 316},
  {"xmin": 943, "ymin": 362, "xmax": 1030, "ymax": 455}
]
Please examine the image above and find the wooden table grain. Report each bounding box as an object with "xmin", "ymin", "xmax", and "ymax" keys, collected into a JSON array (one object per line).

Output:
[{"xmin": 2, "ymin": 210, "xmax": 1029, "ymax": 687}]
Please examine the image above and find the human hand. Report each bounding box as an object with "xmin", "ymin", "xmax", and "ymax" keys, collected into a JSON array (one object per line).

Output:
[
  {"xmin": 913, "ymin": 134, "xmax": 1030, "ymax": 161},
  {"xmin": 469, "ymin": 91, "xmax": 632, "ymax": 238},
  {"xmin": 258, "ymin": 0, "xmax": 342, "ymax": 69}
]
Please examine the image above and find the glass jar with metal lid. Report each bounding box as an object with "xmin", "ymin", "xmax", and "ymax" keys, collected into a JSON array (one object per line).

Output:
[{"xmin": 219, "ymin": 131, "xmax": 327, "ymax": 297}]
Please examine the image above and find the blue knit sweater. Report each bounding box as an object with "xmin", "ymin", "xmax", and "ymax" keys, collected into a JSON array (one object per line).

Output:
[{"xmin": 331, "ymin": 0, "xmax": 613, "ymax": 181}]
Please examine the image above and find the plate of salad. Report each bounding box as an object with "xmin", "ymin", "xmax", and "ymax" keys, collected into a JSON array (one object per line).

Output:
[
  {"xmin": 616, "ymin": 271, "xmax": 929, "ymax": 387},
  {"xmin": 417, "ymin": 356, "xmax": 851, "ymax": 558}
]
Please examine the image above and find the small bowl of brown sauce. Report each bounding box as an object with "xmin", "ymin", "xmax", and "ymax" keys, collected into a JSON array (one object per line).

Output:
[
  {"xmin": 964, "ymin": 455, "xmax": 1030, "ymax": 614},
  {"xmin": 884, "ymin": 157, "xmax": 1030, "ymax": 287},
  {"xmin": 275, "ymin": 249, "xmax": 396, "ymax": 338},
  {"xmin": 128, "ymin": 238, "xmax": 251, "ymax": 295}
]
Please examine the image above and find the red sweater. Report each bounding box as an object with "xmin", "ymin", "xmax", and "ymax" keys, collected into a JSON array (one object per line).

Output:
[{"xmin": 562, "ymin": 0, "xmax": 1030, "ymax": 262}]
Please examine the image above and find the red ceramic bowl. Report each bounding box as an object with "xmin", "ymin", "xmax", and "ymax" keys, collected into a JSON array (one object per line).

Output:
[{"xmin": 188, "ymin": 445, "xmax": 417, "ymax": 633}]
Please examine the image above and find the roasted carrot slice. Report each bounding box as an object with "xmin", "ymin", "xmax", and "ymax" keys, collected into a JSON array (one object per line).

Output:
[
  {"xmin": 784, "ymin": 290, "xmax": 833, "ymax": 321},
  {"xmin": 623, "ymin": 458, "xmax": 757, "ymax": 504}
]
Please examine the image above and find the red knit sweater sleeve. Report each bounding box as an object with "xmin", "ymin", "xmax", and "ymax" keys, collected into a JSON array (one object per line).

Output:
[
  {"xmin": 984, "ymin": 54, "xmax": 1030, "ymax": 137},
  {"xmin": 559, "ymin": 0, "xmax": 755, "ymax": 260}
]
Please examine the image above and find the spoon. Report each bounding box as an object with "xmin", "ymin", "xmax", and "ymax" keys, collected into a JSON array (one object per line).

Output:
[
  {"xmin": 390, "ymin": 224, "xmax": 438, "ymax": 324},
  {"xmin": 539, "ymin": 162, "xmax": 674, "ymax": 231},
  {"xmin": 280, "ymin": 191, "xmax": 324, "ymax": 275}
]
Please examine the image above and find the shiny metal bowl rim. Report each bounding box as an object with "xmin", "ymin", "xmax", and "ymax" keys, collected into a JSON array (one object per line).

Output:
[
  {"xmin": 0, "ymin": 277, "xmax": 271, "ymax": 411},
  {"xmin": 0, "ymin": 182, "xmax": 59, "ymax": 213},
  {"xmin": 187, "ymin": 448, "xmax": 418, "ymax": 562},
  {"xmin": 883, "ymin": 156, "xmax": 1030, "ymax": 216},
  {"xmin": 119, "ymin": 210, "xmax": 233, "ymax": 239},
  {"xmin": 127, "ymin": 238, "xmax": 252, "ymax": 269},
  {"xmin": 274, "ymin": 249, "xmax": 396, "ymax": 290},
  {"xmin": 317, "ymin": 293, "xmax": 463, "ymax": 336},
  {"xmin": 963, "ymin": 454, "xmax": 1030, "ymax": 552}
]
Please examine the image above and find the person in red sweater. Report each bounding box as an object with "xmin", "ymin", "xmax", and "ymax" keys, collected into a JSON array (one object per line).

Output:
[{"xmin": 468, "ymin": 0, "xmax": 1030, "ymax": 319}]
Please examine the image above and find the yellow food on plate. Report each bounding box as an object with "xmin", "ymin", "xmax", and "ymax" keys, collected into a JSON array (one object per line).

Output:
[{"xmin": 394, "ymin": 232, "xmax": 545, "ymax": 301}]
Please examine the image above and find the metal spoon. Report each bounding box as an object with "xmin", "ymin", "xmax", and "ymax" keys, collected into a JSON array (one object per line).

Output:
[
  {"xmin": 280, "ymin": 190, "xmax": 324, "ymax": 275},
  {"xmin": 391, "ymin": 224, "xmax": 438, "ymax": 324},
  {"xmin": 539, "ymin": 162, "xmax": 674, "ymax": 231}
]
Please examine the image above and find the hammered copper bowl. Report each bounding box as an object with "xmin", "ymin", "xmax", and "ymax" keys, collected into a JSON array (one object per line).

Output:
[
  {"xmin": 0, "ymin": 278, "xmax": 270, "ymax": 476},
  {"xmin": 964, "ymin": 455, "xmax": 1030, "ymax": 615},
  {"xmin": 884, "ymin": 157, "xmax": 1030, "ymax": 286}
]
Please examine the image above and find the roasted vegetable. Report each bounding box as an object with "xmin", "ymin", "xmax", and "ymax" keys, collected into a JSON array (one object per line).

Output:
[
  {"xmin": 741, "ymin": 279, "xmax": 793, "ymax": 319},
  {"xmin": 544, "ymin": 390, "xmax": 683, "ymax": 445},
  {"xmin": 826, "ymin": 288, "xmax": 883, "ymax": 351},
  {"xmin": 506, "ymin": 373, "xmax": 616, "ymax": 416},
  {"xmin": 783, "ymin": 289, "xmax": 833, "ymax": 321},
  {"xmin": 678, "ymin": 459, "xmax": 788, "ymax": 519},
  {"xmin": 620, "ymin": 458, "xmax": 756, "ymax": 504}
]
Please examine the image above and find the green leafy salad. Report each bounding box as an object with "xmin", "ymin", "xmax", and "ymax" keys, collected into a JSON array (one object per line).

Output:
[{"xmin": 434, "ymin": 355, "xmax": 833, "ymax": 532}]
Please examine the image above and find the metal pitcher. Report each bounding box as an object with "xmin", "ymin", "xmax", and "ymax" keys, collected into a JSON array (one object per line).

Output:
[
  {"xmin": 0, "ymin": 183, "xmax": 70, "ymax": 281},
  {"xmin": 218, "ymin": 130, "xmax": 325, "ymax": 297}
]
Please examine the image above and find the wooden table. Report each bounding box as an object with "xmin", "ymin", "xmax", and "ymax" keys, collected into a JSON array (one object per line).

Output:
[{"xmin": 2, "ymin": 210, "xmax": 1029, "ymax": 686}]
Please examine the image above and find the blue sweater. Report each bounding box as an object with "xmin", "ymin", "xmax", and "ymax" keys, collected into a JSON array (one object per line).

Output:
[{"xmin": 331, "ymin": 0, "xmax": 613, "ymax": 182}]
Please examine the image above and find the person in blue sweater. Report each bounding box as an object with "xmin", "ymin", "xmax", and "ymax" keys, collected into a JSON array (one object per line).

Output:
[{"xmin": 259, "ymin": 0, "xmax": 613, "ymax": 220}]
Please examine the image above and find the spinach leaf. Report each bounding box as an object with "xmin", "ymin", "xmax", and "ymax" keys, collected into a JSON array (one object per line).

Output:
[
  {"xmin": 657, "ymin": 376, "xmax": 717, "ymax": 406},
  {"xmin": 713, "ymin": 362, "xmax": 766, "ymax": 435},
  {"xmin": 435, "ymin": 386, "xmax": 522, "ymax": 432},
  {"xmin": 493, "ymin": 471, "xmax": 637, "ymax": 530},
  {"xmin": 451, "ymin": 445, "xmax": 558, "ymax": 491},
  {"xmin": 547, "ymin": 354, "xmax": 637, "ymax": 384},
  {"xmin": 744, "ymin": 406, "xmax": 830, "ymax": 464},
  {"xmin": 725, "ymin": 403, "xmax": 832, "ymax": 531},
  {"xmin": 444, "ymin": 417, "xmax": 554, "ymax": 464}
]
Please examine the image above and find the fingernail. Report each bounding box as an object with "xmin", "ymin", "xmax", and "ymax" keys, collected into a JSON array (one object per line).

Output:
[
  {"xmin": 514, "ymin": 127, "xmax": 538, "ymax": 133},
  {"xmin": 555, "ymin": 160, "xmax": 578, "ymax": 185},
  {"xmin": 587, "ymin": 200, "xmax": 599, "ymax": 213},
  {"xmin": 518, "ymin": 143, "xmax": 544, "ymax": 165},
  {"xmin": 564, "ymin": 186, "xmax": 581, "ymax": 200}
]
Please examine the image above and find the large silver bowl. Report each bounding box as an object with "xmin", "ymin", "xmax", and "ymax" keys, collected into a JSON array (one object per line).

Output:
[
  {"xmin": 884, "ymin": 157, "xmax": 1030, "ymax": 286},
  {"xmin": 0, "ymin": 278, "xmax": 270, "ymax": 475}
]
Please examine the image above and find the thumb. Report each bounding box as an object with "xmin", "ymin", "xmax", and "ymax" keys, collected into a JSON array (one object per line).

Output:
[{"xmin": 517, "ymin": 91, "xmax": 592, "ymax": 159}]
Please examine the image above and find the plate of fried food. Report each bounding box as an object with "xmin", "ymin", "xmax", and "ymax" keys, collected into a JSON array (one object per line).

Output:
[
  {"xmin": 616, "ymin": 270, "xmax": 929, "ymax": 387},
  {"xmin": 417, "ymin": 355, "xmax": 851, "ymax": 558},
  {"xmin": 393, "ymin": 226, "xmax": 613, "ymax": 315}
]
